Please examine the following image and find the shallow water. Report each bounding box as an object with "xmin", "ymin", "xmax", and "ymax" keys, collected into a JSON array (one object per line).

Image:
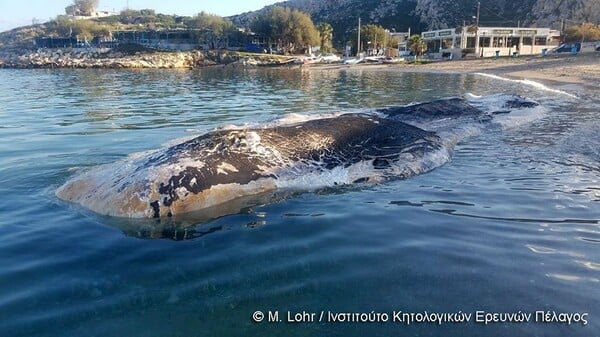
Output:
[{"xmin": 0, "ymin": 67, "xmax": 598, "ymax": 337}]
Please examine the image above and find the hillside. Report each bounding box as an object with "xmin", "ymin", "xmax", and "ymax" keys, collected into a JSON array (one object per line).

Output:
[
  {"xmin": 0, "ymin": 10, "xmax": 186, "ymax": 50},
  {"xmin": 230, "ymin": 0, "xmax": 600, "ymax": 46},
  {"xmin": 0, "ymin": 25, "xmax": 48, "ymax": 50},
  {"xmin": 2, "ymin": 1, "xmax": 599, "ymax": 52}
]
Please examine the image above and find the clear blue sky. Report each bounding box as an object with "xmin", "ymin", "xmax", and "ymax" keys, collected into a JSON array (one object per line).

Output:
[{"xmin": 0, "ymin": 0, "xmax": 279, "ymax": 32}]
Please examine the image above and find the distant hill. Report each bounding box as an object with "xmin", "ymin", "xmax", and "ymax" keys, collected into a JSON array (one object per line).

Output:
[
  {"xmin": 230, "ymin": 0, "xmax": 600, "ymax": 46},
  {"xmin": 3, "ymin": 1, "xmax": 598, "ymax": 51}
]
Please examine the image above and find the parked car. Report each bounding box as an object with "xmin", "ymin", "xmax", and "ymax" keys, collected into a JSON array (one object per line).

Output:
[{"xmin": 551, "ymin": 43, "xmax": 581, "ymax": 53}]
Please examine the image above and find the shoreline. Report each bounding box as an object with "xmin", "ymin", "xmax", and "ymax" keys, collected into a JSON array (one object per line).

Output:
[
  {"xmin": 307, "ymin": 53, "xmax": 600, "ymax": 93},
  {"xmin": 2, "ymin": 48, "xmax": 598, "ymax": 92}
]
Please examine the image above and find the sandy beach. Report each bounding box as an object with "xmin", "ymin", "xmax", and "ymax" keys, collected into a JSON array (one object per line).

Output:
[{"xmin": 313, "ymin": 52, "xmax": 600, "ymax": 94}]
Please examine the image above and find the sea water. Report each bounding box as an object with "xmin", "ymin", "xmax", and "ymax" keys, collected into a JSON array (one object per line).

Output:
[{"xmin": 0, "ymin": 67, "xmax": 598, "ymax": 337}]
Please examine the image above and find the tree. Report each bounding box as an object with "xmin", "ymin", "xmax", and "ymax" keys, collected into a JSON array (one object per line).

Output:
[
  {"xmin": 361, "ymin": 24, "xmax": 386, "ymax": 49},
  {"xmin": 251, "ymin": 6, "xmax": 319, "ymax": 54},
  {"xmin": 187, "ymin": 12, "xmax": 234, "ymax": 37},
  {"xmin": 50, "ymin": 15, "xmax": 110, "ymax": 40},
  {"xmin": 76, "ymin": 0, "xmax": 99, "ymax": 16},
  {"xmin": 565, "ymin": 23, "xmax": 600, "ymax": 42},
  {"xmin": 408, "ymin": 34, "xmax": 427, "ymax": 57},
  {"xmin": 317, "ymin": 22, "xmax": 333, "ymax": 53},
  {"xmin": 350, "ymin": 24, "xmax": 396, "ymax": 54},
  {"xmin": 290, "ymin": 9, "xmax": 320, "ymax": 52},
  {"xmin": 65, "ymin": 0, "xmax": 99, "ymax": 16},
  {"xmin": 185, "ymin": 12, "xmax": 235, "ymax": 49}
]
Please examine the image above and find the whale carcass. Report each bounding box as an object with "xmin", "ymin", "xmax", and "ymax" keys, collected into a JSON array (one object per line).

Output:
[{"xmin": 56, "ymin": 95, "xmax": 540, "ymax": 218}]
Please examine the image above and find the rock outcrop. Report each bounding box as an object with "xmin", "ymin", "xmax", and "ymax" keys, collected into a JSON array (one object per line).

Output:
[
  {"xmin": 0, "ymin": 48, "xmax": 295, "ymax": 69},
  {"xmin": 0, "ymin": 48, "xmax": 214, "ymax": 69}
]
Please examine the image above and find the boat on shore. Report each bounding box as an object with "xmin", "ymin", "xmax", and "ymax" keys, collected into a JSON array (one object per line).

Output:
[
  {"xmin": 320, "ymin": 53, "xmax": 341, "ymax": 63},
  {"xmin": 381, "ymin": 56, "xmax": 404, "ymax": 64},
  {"xmin": 294, "ymin": 54, "xmax": 321, "ymax": 65},
  {"xmin": 343, "ymin": 57, "xmax": 363, "ymax": 65}
]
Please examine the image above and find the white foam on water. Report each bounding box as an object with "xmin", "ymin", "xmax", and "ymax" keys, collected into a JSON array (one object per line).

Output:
[
  {"xmin": 466, "ymin": 93, "xmax": 548, "ymax": 129},
  {"xmin": 493, "ymin": 104, "xmax": 547, "ymax": 130},
  {"xmin": 213, "ymin": 123, "xmax": 254, "ymax": 131},
  {"xmin": 474, "ymin": 73, "xmax": 579, "ymax": 99},
  {"xmin": 126, "ymin": 148, "xmax": 161, "ymax": 160}
]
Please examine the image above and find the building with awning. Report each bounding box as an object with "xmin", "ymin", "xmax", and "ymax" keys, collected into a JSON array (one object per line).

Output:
[{"xmin": 421, "ymin": 26, "xmax": 561, "ymax": 58}]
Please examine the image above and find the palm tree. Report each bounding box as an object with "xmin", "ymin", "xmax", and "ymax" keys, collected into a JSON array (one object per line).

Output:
[{"xmin": 408, "ymin": 34, "xmax": 427, "ymax": 58}]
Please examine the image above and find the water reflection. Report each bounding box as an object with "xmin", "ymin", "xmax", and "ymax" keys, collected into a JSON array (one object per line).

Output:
[
  {"xmin": 17, "ymin": 68, "xmax": 522, "ymax": 138},
  {"xmin": 101, "ymin": 191, "xmax": 292, "ymax": 240},
  {"xmin": 2, "ymin": 67, "xmax": 600, "ymax": 337}
]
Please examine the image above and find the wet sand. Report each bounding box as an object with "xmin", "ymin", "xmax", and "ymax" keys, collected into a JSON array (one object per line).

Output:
[{"xmin": 311, "ymin": 52, "xmax": 600, "ymax": 93}]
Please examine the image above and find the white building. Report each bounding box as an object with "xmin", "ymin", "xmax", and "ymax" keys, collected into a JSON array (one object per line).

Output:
[{"xmin": 421, "ymin": 26, "xmax": 561, "ymax": 58}]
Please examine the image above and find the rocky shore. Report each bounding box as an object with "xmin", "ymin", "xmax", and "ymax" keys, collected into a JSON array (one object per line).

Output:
[
  {"xmin": 0, "ymin": 48, "xmax": 294, "ymax": 69},
  {"xmin": 2, "ymin": 46, "xmax": 597, "ymax": 96}
]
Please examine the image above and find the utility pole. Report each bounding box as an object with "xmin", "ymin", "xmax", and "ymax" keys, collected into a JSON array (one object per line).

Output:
[
  {"xmin": 357, "ymin": 17, "xmax": 361, "ymax": 56},
  {"xmin": 474, "ymin": 1, "xmax": 481, "ymax": 57},
  {"xmin": 384, "ymin": 29, "xmax": 388, "ymax": 55},
  {"xmin": 407, "ymin": 27, "xmax": 411, "ymax": 53}
]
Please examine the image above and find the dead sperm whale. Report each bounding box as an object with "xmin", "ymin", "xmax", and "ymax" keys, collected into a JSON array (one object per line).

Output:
[
  {"xmin": 56, "ymin": 94, "xmax": 540, "ymax": 218},
  {"xmin": 57, "ymin": 114, "xmax": 446, "ymax": 218}
]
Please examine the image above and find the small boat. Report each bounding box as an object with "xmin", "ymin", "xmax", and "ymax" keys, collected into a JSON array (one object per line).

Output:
[
  {"xmin": 294, "ymin": 54, "xmax": 322, "ymax": 65},
  {"xmin": 381, "ymin": 57, "xmax": 404, "ymax": 64},
  {"xmin": 364, "ymin": 56, "xmax": 384, "ymax": 63},
  {"xmin": 343, "ymin": 58, "xmax": 363, "ymax": 65},
  {"xmin": 303, "ymin": 56, "xmax": 321, "ymax": 65},
  {"xmin": 320, "ymin": 54, "xmax": 341, "ymax": 63}
]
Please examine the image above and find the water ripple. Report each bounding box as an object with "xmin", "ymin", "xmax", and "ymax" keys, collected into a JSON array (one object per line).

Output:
[{"xmin": 1, "ymin": 68, "xmax": 600, "ymax": 336}]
